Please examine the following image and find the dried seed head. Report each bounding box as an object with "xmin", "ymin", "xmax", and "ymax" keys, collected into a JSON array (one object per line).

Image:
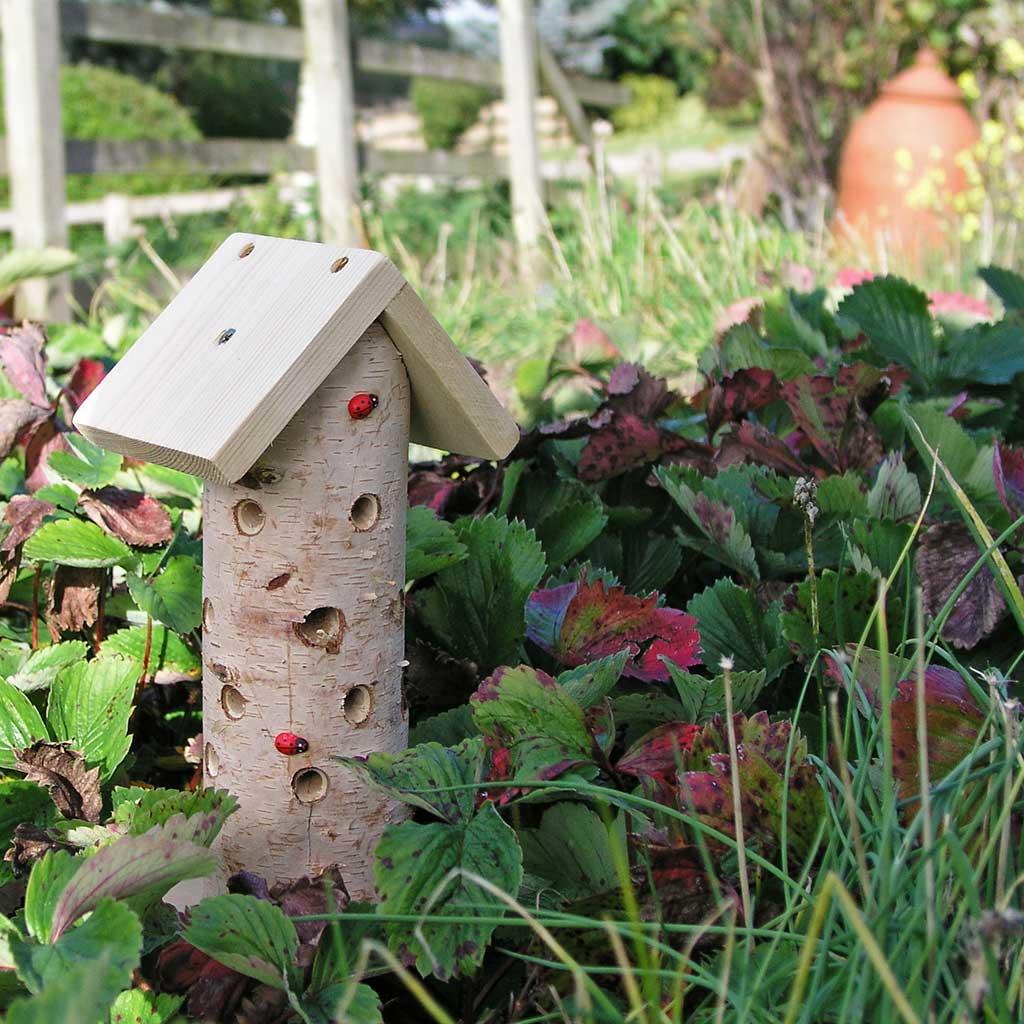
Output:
[{"xmin": 793, "ymin": 476, "xmax": 819, "ymax": 524}]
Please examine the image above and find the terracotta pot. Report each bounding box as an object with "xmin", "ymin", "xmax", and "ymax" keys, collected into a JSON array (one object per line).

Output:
[{"xmin": 835, "ymin": 48, "xmax": 979, "ymax": 259}]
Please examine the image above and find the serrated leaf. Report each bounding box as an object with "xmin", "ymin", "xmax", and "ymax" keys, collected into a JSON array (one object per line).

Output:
[
  {"xmin": 184, "ymin": 893, "xmax": 300, "ymax": 991},
  {"xmin": 0, "ymin": 677, "xmax": 49, "ymax": 768},
  {"xmin": 405, "ymin": 506, "xmax": 467, "ymax": 582},
  {"xmin": 375, "ymin": 803, "xmax": 522, "ymax": 980},
  {"xmin": 663, "ymin": 665, "xmax": 767, "ymax": 722},
  {"xmin": 24, "ymin": 850, "xmax": 80, "ymax": 942},
  {"xmin": 5, "ymin": 955, "xmax": 127, "ymax": 1024},
  {"xmin": 48, "ymin": 436, "xmax": 121, "ymax": 489},
  {"xmin": 418, "ymin": 515, "xmax": 546, "ymax": 671},
  {"xmin": 23, "ymin": 518, "xmax": 134, "ymax": 569},
  {"xmin": 47, "ymin": 656, "xmax": 139, "ymax": 777},
  {"xmin": 101, "ymin": 625, "xmax": 199, "ymax": 680},
  {"xmin": 307, "ymin": 982, "xmax": 383, "ymax": 1024},
  {"xmin": 8, "ymin": 642, "xmax": 88, "ymax": 693},
  {"xmin": 868, "ymin": 453, "xmax": 922, "ymax": 520},
  {"xmin": 126, "ymin": 556, "xmax": 201, "ymax": 633},
  {"xmin": 49, "ymin": 828, "xmax": 217, "ymax": 941},
  {"xmin": 686, "ymin": 579, "xmax": 790, "ymax": 682},
  {"xmin": 341, "ymin": 738, "xmax": 485, "ymax": 824},
  {"xmin": 79, "ymin": 488, "xmax": 173, "ymax": 547},
  {"xmin": 838, "ymin": 276, "xmax": 938, "ymax": 390},
  {"xmin": 903, "ymin": 403, "xmax": 977, "ymax": 482},
  {"xmin": 979, "ymin": 265, "xmax": 1024, "ymax": 311},
  {"xmin": 106, "ymin": 990, "xmax": 183, "ymax": 1024},
  {"xmin": 112, "ymin": 786, "xmax": 237, "ymax": 847},
  {"xmin": 557, "ymin": 649, "xmax": 629, "ymax": 708},
  {"xmin": 408, "ymin": 705, "xmax": 477, "ymax": 747},
  {"xmin": 526, "ymin": 579, "xmax": 700, "ymax": 682},
  {"xmin": 13, "ymin": 899, "xmax": 140, "ymax": 997},
  {"xmin": 471, "ymin": 665, "xmax": 597, "ymax": 784},
  {"xmin": 532, "ymin": 497, "xmax": 608, "ymax": 569},
  {"xmin": 619, "ymin": 531, "xmax": 681, "ymax": 593}
]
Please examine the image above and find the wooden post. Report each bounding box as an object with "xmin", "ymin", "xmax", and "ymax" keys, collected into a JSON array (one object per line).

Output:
[
  {"xmin": 497, "ymin": 0, "xmax": 544, "ymax": 272},
  {"xmin": 201, "ymin": 323, "xmax": 409, "ymax": 896},
  {"xmin": 102, "ymin": 193, "xmax": 136, "ymax": 246},
  {"xmin": 299, "ymin": 0, "xmax": 360, "ymax": 246},
  {"xmin": 0, "ymin": 0, "xmax": 70, "ymax": 320},
  {"xmin": 537, "ymin": 38, "xmax": 593, "ymax": 155}
]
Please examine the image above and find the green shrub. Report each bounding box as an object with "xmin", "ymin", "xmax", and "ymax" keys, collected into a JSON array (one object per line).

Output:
[
  {"xmin": 410, "ymin": 76, "xmax": 493, "ymax": 151},
  {"xmin": 0, "ymin": 64, "xmax": 208, "ymax": 201},
  {"xmin": 610, "ymin": 73, "xmax": 678, "ymax": 133}
]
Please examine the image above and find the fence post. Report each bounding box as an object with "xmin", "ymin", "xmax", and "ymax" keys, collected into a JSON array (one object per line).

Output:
[
  {"xmin": 497, "ymin": 0, "xmax": 543, "ymax": 273},
  {"xmin": 1, "ymin": 0, "xmax": 69, "ymax": 320},
  {"xmin": 299, "ymin": 0, "xmax": 360, "ymax": 246}
]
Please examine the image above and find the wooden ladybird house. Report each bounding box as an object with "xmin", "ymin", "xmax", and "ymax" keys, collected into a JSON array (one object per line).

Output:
[{"xmin": 74, "ymin": 234, "xmax": 518, "ymax": 897}]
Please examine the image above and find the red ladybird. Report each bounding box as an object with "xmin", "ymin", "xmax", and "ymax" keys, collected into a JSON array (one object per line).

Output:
[
  {"xmin": 274, "ymin": 731, "xmax": 309, "ymax": 756},
  {"xmin": 347, "ymin": 393, "xmax": 378, "ymax": 420}
]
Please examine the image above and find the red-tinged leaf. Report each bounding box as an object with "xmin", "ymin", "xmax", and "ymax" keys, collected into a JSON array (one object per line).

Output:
[
  {"xmin": 1, "ymin": 495, "xmax": 54, "ymax": 552},
  {"xmin": 916, "ymin": 521, "xmax": 1006, "ymax": 649},
  {"xmin": 0, "ymin": 323, "xmax": 48, "ymax": 408},
  {"xmin": 13, "ymin": 740, "xmax": 102, "ymax": 823},
  {"xmin": 639, "ymin": 832, "xmax": 730, "ymax": 925},
  {"xmin": 66, "ymin": 359, "xmax": 106, "ymax": 408},
  {"xmin": 526, "ymin": 579, "xmax": 701, "ymax": 682},
  {"xmin": 695, "ymin": 367, "xmax": 780, "ymax": 437},
  {"xmin": 23, "ymin": 418, "xmax": 68, "ymax": 492},
  {"xmin": 578, "ymin": 413, "xmax": 696, "ymax": 482},
  {"xmin": 79, "ymin": 487, "xmax": 173, "ymax": 546},
  {"xmin": 560, "ymin": 318, "xmax": 619, "ymax": 365},
  {"xmin": 716, "ymin": 420, "xmax": 816, "ymax": 477},
  {"xmin": 156, "ymin": 940, "xmax": 251, "ymax": 1022},
  {"xmin": 0, "ymin": 398, "xmax": 47, "ymax": 460},
  {"xmin": 408, "ymin": 470, "xmax": 460, "ymax": 513},
  {"xmin": 605, "ymin": 363, "xmax": 679, "ymax": 419},
  {"xmin": 617, "ymin": 722, "xmax": 701, "ymax": 788},
  {"xmin": 780, "ymin": 372, "xmax": 884, "ymax": 472},
  {"xmin": 890, "ymin": 666, "xmax": 987, "ymax": 805},
  {"xmin": 47, "ymin": 566, "xmax": 104, "ymax": 632},
  {"xmin": 994, "ymin": 442, "xmax": 1024, "ymax": 520}
]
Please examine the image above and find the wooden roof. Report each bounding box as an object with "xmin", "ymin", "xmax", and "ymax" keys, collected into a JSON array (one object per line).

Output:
[{"xmin": 74, "ymin": 234, "xmax": 519, "ymax": 483}]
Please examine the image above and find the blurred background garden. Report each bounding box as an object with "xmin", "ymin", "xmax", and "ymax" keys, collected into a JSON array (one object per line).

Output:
[{"xmin": 3, "ymin": 0, "xmax": 1023, "ymax": 419}]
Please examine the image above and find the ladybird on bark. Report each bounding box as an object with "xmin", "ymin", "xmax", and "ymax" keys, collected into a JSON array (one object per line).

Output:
[
  {"xmin": 347, "ymin": 393, "xmax": 378, "ymax": 420},
  {"xmin": 274, "ymin": 732, "xmax": 309, "ymax": 755}
]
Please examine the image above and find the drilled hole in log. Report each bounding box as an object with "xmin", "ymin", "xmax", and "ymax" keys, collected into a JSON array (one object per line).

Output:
[
  {"xmin": 233, "ymin": 499, "xmax": 266, "ymax": 536},
  {"xmin": 238, "ymin": 241, "xmax": 255, "ymax": 258},
  {"xmin": 292, "ymin": 767, "xmax": 328, "ymax": 803},
  {"xmin": 330, "ymin": 256, "xmax": 349, "ymax": 273},
  {"xmin": 202, "ymin": 598, "xmax": 214, "ymax": 630},
  {"xmin": 343, "ymin": 684, "xmax": 373, "ymax": 725},
  {"xmin": 294, "ymin": 606, "xmax": 345, "ymax": 652},
  {"xmin": 220, "ymin": 685, "xmax": 247, "ymax": 720},
  {"xmin": 350, "ymin": 493, "xmax": 380, "ymax": 532},
  {"xmin": 205, "ymin": 743, "xmax": 221, "ymax": 778}
]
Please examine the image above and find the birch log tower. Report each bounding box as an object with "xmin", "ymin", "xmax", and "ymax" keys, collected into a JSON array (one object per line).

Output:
[{"xmin": 74, "ymin": 234, "xmax": 519, "ymax": 898}]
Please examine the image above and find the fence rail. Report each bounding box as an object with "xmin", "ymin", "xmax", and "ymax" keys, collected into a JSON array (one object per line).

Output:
[{"xmin": 1, "ymin": 0, "xmax": 632, "ymax": 318}]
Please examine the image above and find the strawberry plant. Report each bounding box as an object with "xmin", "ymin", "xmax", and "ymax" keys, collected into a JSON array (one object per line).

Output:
[{"xmin": 0, "ymin": 265, "xmax": 1019, "ymax": 1020}]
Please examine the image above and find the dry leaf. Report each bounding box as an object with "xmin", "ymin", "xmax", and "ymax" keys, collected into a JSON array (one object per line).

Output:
[{"xmin": 14, "ymin": 740, "xmax": 103, "ymax": 823}]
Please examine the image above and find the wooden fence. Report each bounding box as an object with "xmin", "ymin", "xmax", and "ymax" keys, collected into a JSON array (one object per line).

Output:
[{"xmin": 0, "ymin": 0, "xmax": 628, "ymax": 318}]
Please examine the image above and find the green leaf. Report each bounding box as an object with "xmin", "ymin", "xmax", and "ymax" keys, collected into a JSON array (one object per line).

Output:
[
  {"xmin": 979, "ymin": 265, "xmax": 1024, "ymax": 310},
  {"xmin": 408, "ymin": 705, "xmax": 477, "ymax": 747},
  {"xmin": 519, "ymin": 803, "xmax": 622, "ymax": 900},
  {"xmin": 112, "ymin": 786, "xmax": 237, "ymax": 847},
  {"xmin": 126, "ymin": 556, "xmax": 201, "ymax": 633},
  {"xmin": 0, "ymin": 677, "xmax": 49, "ymax": 769},
  {"xmin": 0, "ymin": 249, "xmax": 76, "ymax": 297},
  {"xmin": 532, "ymin": 496, "xmax": 608, "ymax": 569},
  {"xmin": 664, "ymin": 665, "xmax": 767, "ymax": 722},
  {"xmin": 0, "ymin": 781, "xmax": 52, "ymax": 850},
  {"xmin": 47, "ymin": 656, "xmax": 140, "ymax": 778},
  {"xmin": 375, "ymin": 803, "xmax": 523, "ymax": 980},
  {"xmin": 24, "ymin": 518, "xmax": 134, "ymax": 569},
  {"xmin": 471, "ymin": 665, "xmax": 598, "ymax": 784},
  {"xmin": 8, "ymin": 642, "xmax": 88, "ymax": 694},
  {"xmin": 815, "ymin": 472, "xmax": 868, "ymax": 519},
  {"xmin": 49, "ymin": 829, "xmax": 217, "ymax": 940},
  {"xmin": 48, "ymin": 437, "xmax": 122, "ymax": 489},
  {"xmin": 341, "ymin": 738, "xmax": 485, "ymax": 824},
  {"xmin": 107, "ymin": 990, "xmax": 183, "ymax": 1024},
  {"xmin": 405, "ymin": 506, "xmax": 468, "ymax": 582},
  {"xmin": 13, "ymin": 899, "xmax": 140, "ymax": 997},
  {"xmin": 309, "ymin": 904, "xmax": 383, "ymax": 993},
  {"xmin": 686, "ymin": 579, "xmax": 791, "ymax": 682},
  {"xmin": 5, "ymin": 955, "xmax": 126, "ymax": 1024},
  {"xmin": 306, "ymin": 983, "xmax": 383, "ymax": 1024},
  {"xmin": 184, "ymin": 893, "xmax": 300, "ymax": 992},
  {"xmin": 868, "ymin": 453, "xmax": 922, "ymax": 521},
  {"xmin": 619, "ymin": 531, "xmax": 682, "ymax": 594},
  {"xmin": 24, "ymin": 851, "xmax": 80, "ymax": 943},
  {"xmin": 33, "ymin": 484, "xmax": 78, "ymax": 512},
  {"xmin": 838, "ymin": 276, "xmax": 938, "ymax": 390},
  {"xmin": 944, "ymin": 320, "xmax": 1024, "ymax": 385},
  {"xmin": 903, "ymin": 403, "xmax": 978, "ymax": 482},
  {"xmin": 418, "ymin": 515, "xmax": 546, "ymax": 671},
  {"xmin": 557, "ymin": 649, "xmax": 629, "ymax": 708},
  {"xmin": 101, "ymin": 625, "xmax": 200, "ymax": 679}
]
